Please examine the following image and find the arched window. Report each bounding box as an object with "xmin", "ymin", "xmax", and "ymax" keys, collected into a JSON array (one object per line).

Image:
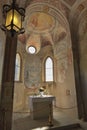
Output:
[
  {"xmin": 14, "ymin": 53, "xmax": 21, "ymax": 81},
  {"xmin": 45, "ymin": 57, "xmax": 53, "ymax": 81}
]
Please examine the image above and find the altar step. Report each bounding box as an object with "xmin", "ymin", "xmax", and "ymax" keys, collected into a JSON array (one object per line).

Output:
[{"xmin": 49, "ymin": 123, "xmax": 83, "ymax": 130}]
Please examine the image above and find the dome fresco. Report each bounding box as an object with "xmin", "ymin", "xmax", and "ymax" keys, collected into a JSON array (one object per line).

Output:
[{"xmin": 26, "ymin": 12, "xmax": 55, "ymax": 33}]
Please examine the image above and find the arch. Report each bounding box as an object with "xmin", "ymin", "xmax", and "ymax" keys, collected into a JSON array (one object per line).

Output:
[
  {"xmin": 69, "ymin": 8, "xmax": 87, "ymax": 120},
  {"xmin": 45, "ymin": 56, "xmax": 53, "ymax": 82}
]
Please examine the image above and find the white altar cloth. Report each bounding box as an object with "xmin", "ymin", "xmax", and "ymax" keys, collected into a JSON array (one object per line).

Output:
[{"xmin": 29, "ymin": 95, "xmax": 55, "ymax": 119}]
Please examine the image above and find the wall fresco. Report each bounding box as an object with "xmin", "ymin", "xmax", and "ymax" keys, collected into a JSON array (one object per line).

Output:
[
  {"xmin": 54, "ymin": 38, "xmax": 73, "ymax": 83},
  {"xmin": 24, "ymin": 55, "xmax": 41, "ymax": 88}
]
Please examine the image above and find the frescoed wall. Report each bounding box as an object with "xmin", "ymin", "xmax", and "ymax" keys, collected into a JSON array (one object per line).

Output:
[
  {"xmin": 24, "ymin": 54, "xmax": 41, "ymax": 88},
  {"xmin": 13, "ymin": 2, "xmax": 77, "ymax": 111}
]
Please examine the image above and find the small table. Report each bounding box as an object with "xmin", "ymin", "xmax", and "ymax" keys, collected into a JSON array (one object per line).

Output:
[{"xmin": 29, "ymin": 95, "xmax": 55, "ymax": 120}]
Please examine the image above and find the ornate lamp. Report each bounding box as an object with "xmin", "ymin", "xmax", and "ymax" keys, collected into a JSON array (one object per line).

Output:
[
  {"xmin": 1, "ymin": 0, "xmax": 25, "ymax": 36},
  {"xmin": 0, "ymin": 1, "xmax": 25, "ymax": 129}
]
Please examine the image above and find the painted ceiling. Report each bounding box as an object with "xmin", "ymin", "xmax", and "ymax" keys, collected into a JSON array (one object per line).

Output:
[{"xmin": 1, "ymin": 0, "xmax": 87, "ymax": 48}]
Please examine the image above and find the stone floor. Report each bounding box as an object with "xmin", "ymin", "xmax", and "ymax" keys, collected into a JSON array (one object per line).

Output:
[{"xmin": 12, "ymin": 106, "xmax": 87, "ymax": 130}]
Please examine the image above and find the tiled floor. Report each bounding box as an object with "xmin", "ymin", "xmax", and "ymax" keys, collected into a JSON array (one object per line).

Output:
[{"xmin": 12, "ymin": 107, "xmax": 87, "ymax": 130}]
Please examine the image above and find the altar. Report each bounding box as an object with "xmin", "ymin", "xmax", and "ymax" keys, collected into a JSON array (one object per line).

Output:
[{"xmin": 29, "ymin": 95, "xmax": 55, "ymax": 120}]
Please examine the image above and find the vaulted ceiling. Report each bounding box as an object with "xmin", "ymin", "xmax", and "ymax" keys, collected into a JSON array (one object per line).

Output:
[{"xmin": 1, "ymin": 0, "xmax": 87, "ymax": 51}]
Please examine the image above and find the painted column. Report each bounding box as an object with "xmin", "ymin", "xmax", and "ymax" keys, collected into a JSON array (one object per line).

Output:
[{"xmin": 0, "ymin": 32, "xmax": 17, "ymax": 130}]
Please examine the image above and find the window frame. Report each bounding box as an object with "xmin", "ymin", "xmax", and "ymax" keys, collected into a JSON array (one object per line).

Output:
[
  {"xmin": 14, "ymin": 53, "xmax": 21, "ymax": 82},
  {"xmin": 44, "ymin": 56, "xmax": 54, "ymax": 82}
]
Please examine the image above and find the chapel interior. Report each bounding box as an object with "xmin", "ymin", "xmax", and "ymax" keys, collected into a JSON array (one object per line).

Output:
[{"xmin": 0, "ymin": 0, "xmax": 87, "ymax": 130}]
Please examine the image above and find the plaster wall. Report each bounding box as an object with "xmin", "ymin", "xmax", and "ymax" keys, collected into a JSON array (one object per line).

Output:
[
  {"xmin": 13, "ymin": 83, "xmax": 25, "ymax": 111},
  {"xmin": 13, "ymin": 41, "xmax": 26, "ymax": 111},
  {"xmin": 13, "ymin": 39, "xmax": 77, "ymax": 112},
  {"xmin": 79, "ymin": 32, "xmax": 87, "ymax": 116},
  {"xmin": 53, "ymin": 63, "xmax": 77, "ymax": 108},
  {"xmin": 12, "ymin": 26, "xmax": 78, "ymax": 117}
]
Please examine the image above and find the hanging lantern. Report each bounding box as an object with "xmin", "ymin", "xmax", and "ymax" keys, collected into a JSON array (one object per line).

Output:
[
  {"xmin": 26, "ymin": 33, "xmax": 41, "ymax": 54},
  {"xmin": 1, "ymin": 0, "xmax": 25, "ymax": 36}
]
